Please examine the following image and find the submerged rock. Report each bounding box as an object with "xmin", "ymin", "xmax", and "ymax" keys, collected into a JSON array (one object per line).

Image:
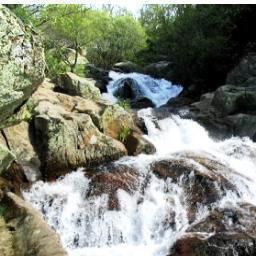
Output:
[
  {"xmin": 86, "ymin": 164, "xmax": 140, "ymax": 210},
  {"xmin": 151, "ymin": 152, "xmax": 237, "ymax": 222},
  {"xmin": 0, "ymin": 5, "xmax": 45, "ymax": 129}
]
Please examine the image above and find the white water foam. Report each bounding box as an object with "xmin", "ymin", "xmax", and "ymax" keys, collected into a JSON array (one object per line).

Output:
[
  {"xmin": 23, "ymin": 108, "xmax": 256, "ymax": 256},
  {"xmin": 102, "ymin": 72, "xmax": 183, "ymax": 107}
]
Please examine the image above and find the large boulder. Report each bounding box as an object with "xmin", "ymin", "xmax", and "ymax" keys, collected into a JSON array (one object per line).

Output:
[
  {"xmin": 226, "ymin": 52, "xmax": 256, "ymax": 86},
  {"xmin": 85, "ymin": 164, "xmax": 141, "ymax": 210},
  {"xmin": 144, "ymin": 61, "xmax": 173, "ymax": 80},
  {"xmin": 151, "ymin": 152, "xmax": 236, "ymax": 222},
  {"xmin": 211, "ymin": 85, "xmax": 256, "ymax": 116},
  {"xmin": 170, "ymin": 204, "xmax": 256, "ymax": 256},
  {"xmin": 0, "ymin": 5, "xmax": 45, "ymax": 129},
  {"xmin": 1, "ymin": 192, "xmax": 67, "ymax": 256},
  {"xmin": 59, "ymin": 72, "xmax": 101, "ymax": 100},
  {"xmin": 85, "ymin": 64, "xmax": 110, "ymax": 93},
  {"xmin": 32, "ymin": 81, "xmax": 127, "ymax": 180},
  {"xmin": 0, "ymin": 122, "xmax": 41, "ymax": 181},
  {"xmin": 113, "ymin": 61, "xmax": 142, "ymax": 73}
]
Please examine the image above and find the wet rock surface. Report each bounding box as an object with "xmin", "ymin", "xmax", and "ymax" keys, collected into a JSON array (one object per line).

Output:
[
  {"xmin": 151, "ymin": 152, "xmax": 237, "ymax": 222},
  {"xmin": 170, "ymin": 203, "xmax": 256, "ymax": 256}
]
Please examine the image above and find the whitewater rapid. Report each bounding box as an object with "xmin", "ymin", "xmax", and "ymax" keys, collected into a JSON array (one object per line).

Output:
[
  {"xmin": 23, "ymin": 107, "xmax": 256, "ymax": 256},
  {"xmin": 24, "ymin": 109, "xmax": 256, "ymax": 256},
  {"xmin": 102, "ymin": 71, "xmax": 183, "ymax": 107}
]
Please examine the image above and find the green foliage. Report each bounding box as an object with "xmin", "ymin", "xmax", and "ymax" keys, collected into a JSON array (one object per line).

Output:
[
  {"xmin": 45, "ymin": 48, "xmax": 69, "ymax": 80},
  {"xmin": 118, "ymin": 125, "xmax": 131, "ymax": 143},
  {"xmin": 86, "ymin": 14, "xmax": 147, "ymax": 69},
  {"xmin": 117, "ymin": 99, "xmax": 131, "ymax": 110},
  {"xmin": 139, "ymin": 5, "xmax": 256, "ymax": 92},
  {"xmin": 0, "ymin": 203, "xmax": 7, "ymax": 217}
]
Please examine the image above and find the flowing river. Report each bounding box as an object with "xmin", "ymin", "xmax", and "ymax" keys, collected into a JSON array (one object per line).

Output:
[{"xmin": 23, "ymin": 73, "xmax": 256, "ymax": 256}]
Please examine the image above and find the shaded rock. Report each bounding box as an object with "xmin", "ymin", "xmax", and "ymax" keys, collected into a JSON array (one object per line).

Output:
[
  {"xmin": 113, "ymin": 61, "xmax": 142, "ymax": 73},
  {"xmin": 211, "ymin": 85, "xmax": 256, "ymax": 116},
  {"xmin": 113, "ymin": 77, "xmax": 141, "ymax": 100},
  {"xmin": 144, "ymin": 61, "xmax": 173, "ymax": 80},
  {"xmin": 225, "ymin": 114, "xmax": 256, "ymax": 138},
  {"xmin": 170, "ymin": 204, "xmax": 256, "ymax": 256},
  {"xmin": 130, "ymin": 97, "xmax": 155, "ymax": 109},
  {"xmin": 165, "ymin": 97, "xmax": 194, "ymax": 108},
  {"xmin": 85, "ymin": 164, "xmax": 140, "ymax": 210},
  {"xmin": 59, "ymin": 72, "xmax": 100, "ymax": 100},
  {"xmin": 124, "ymin": 130, "xmax": 156, "ymax": 156},
  {"xmin": 226, "ymin": 52, "xmax": 256, "ymax": 86},
  {"xmin": 0, "ymin": 144, "xmax": 15, "ymax": 176},
  {"xmin": 2, "ymin": 192, "xmax": 67, "ymax": 256},
  {"xmin": 32, "ymin": 82, "xmax": 127, "ymax": 180},
  {"xmin": 151, "ymin": 152, "xmax": 237, "ymax": 222},
  {"xmin": 1, "ymin": 122, "xmax": 41, "ymax": 181},
  {"xmin": 0, "ymin": 5, "xmax": 45, "ymax": 129},
  {"xmin": 191, "ymin": 92, "xmax": 214, "ymax": 114},
  {"xmin": 85, "ymin": 64, "xmax": 110, "ymax": 93}
]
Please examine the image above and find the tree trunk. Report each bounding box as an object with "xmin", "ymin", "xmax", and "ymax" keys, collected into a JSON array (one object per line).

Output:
[{"xmin": 71, "ymin": 43, "xmax": 79, "ymax": 73}]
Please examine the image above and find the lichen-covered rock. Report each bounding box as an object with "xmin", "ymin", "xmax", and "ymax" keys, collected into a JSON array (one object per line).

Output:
[
  {"xmin": 0, "ymin": 217, "xmax": 14, "ymax": 256},
  {"xmin": 211, "ymin": 85, "xmax": 256, "ymax": 116},
  {"xmin": 101, "ymin": 104, "xmax": 134, "ymax": 140},
  {"xmin": 2, "ymin": 192, "xmax": 67, "ymax": 256},
  {"xmin": 0, "ymin": 144, "xmax": 15, "ymax": 176},
  {"xmin": 59, "ymin": 72, "xmax": 101, "ymax": 100},
  {"xmin": 0, "ymin": 5, "xmax": 45, "ymax": 129},
  {"xmin": 32, "ymin": 81, "xmax": 127, "ymax": 180}
]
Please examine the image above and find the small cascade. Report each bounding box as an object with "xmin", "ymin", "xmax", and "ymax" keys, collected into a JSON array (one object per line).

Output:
[
  {"xmin": 102, "ymin": 72, "xmax": 183, "ymax": 107},
  {"xmin": 23, "ymin": 108, "xmax": 256, "ymax": 256}
]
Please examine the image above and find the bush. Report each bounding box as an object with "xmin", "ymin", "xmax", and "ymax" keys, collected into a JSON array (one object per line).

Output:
[{"xmin": 118, "ymin": 126, "xmax": 131, "ymax": 143}]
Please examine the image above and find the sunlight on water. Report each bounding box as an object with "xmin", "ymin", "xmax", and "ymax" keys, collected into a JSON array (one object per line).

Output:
[
  {"xmin": 102, "ymin": 71, "xmax": 183, "ymax": 107},
  {"xmin": 23, "ymin": 108, "xmax": 256, "ymax": 256}
]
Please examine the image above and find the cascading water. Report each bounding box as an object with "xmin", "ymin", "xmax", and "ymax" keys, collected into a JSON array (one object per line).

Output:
[
  {"xmin": 23, "ymin": 74, "xmax": 256, "ymax": 256},
  {"xmin": 102, "ymin": 71, "xmax": 183, "ymax": 107}
]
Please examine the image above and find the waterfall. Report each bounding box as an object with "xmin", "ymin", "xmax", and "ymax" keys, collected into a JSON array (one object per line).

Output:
[
  {"xmin": 22, "ymin": 69, "xmax": 256, "ymax": 256},
  {"xmin": 102, "ymin": 72, "xmax": 183, "ymax": 107},
  {"xmin": 23, "ymin": 107, "xmax": 256, "ymax": 256}
]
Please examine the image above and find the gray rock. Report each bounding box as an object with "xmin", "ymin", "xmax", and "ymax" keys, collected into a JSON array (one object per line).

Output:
[
  {"xmin": 113, "ymin": 61, "xmax": 142, "ymax": 73},
  {"xmin": 226, "ymin": 52, "xmax": 256, "ymax": 86},
  {"xmin": 0, "ymin": 6, "xmax": 45, "ymax": 129},
  {"xmin": 0, "ymin": 144, "xmax": 15, "ymax": 176},
  {"xmin": 211, "ymin": 85, "xmax": 256, "ymax": 116},
  {"xmin": 59, "ymin": 72, "xmax": 101, "ymax": 100}
]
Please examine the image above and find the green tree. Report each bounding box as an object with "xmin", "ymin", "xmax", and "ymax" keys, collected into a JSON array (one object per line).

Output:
[{"xmin": 87, "ymin": 14, "xmax": 147, "ymax": 68}]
